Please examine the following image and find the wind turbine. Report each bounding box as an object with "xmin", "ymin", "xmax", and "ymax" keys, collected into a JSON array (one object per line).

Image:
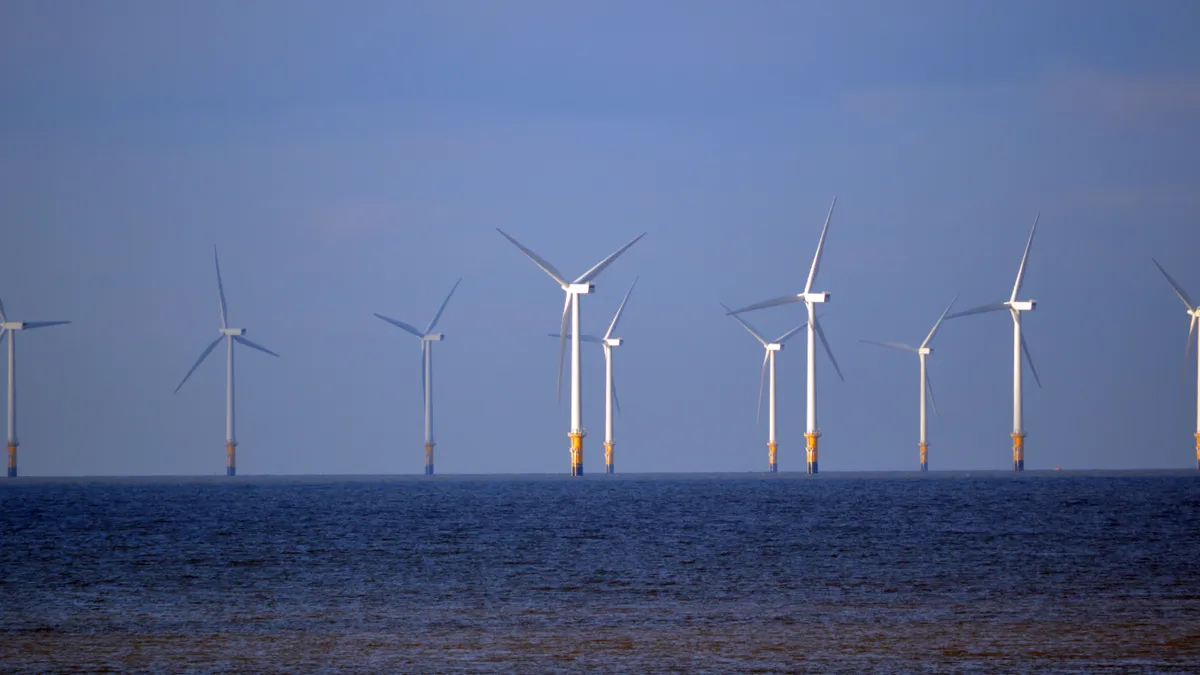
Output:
[
  {"xmin": 727, "ymin": 197, "xmax": 844, "ymax": 474},
  {"xmin": 859, "ymin": 294, "xmax": 958, "ymax": 472},
  {"xmin": 174, "ymin": 247, "xmax": 279, "ymax": 477},
  {"xmin": 498, "ymin": 229, "xmax": 645, "ymax": 476},
  {"xmin": 1151, "ymin": 258, "xmax": 1200, "ymax": 470},
  {"xmin": 548, "ymin": 278, "xmax": 638, "ymax": 474},
  {"xmin": 720, "ymin": 303, "xmax": 807, "ymax": 473},
  {"xmin": 374, "ymin": 277, "xmax": 462, "ymax": 476},
  {"xmin": 945, "ymin": 214, "xmax": 1041, "ymax": 471},
  {"xmin": 0, "ymin": 298, "xmax": 70, "ymax": 478}
]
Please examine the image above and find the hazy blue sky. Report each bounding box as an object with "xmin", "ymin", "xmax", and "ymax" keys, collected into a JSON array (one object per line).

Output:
[{"xmin": 3, "ymin": 0, "xmax": 1200, "ymax": 475}]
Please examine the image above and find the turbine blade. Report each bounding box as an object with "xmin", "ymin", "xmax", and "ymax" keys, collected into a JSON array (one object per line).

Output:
[
  {"xmin": 920, "ymin": 292, "xmax": 960, "ymax": 349},
  {"xmin": 574, "ymin": 233, "xmax": 646, "ymax": 285},
  {"xmin": 0, "ymin": 328, "xmax": 6, "ymax": 349},
  {"xmin": 1152, "ymin": 258, "xmax": 1196, "ymax": 311},
  {"xmin": 1184, "ymin": 316, "xmax": 1196, "ymax": 401},
  {"xmin": 813, "ymin": 316, "xmax": 845, "ymax": 381},
  {"xmin": 1010, "ymin": 213, "xmax": 1040, "ymax": 302},
  {"xmin": 804, "ymin": 196, "xmax": 838, "ymax": 294},
  {"xmin": 496, "ymin": 228, "xmax": 571, "ymax": 285},
  {"xmin": 756, "ymin": 350, "xmax": 769, "ymax": 424},
  {"xmin": 612, "ymin": 368, "xmax": 622, "ymax": 416},
  {"xmin": 234, "ymin": 335, "xmax": 280, "ymax": 358},
  {"xmin": 425, "ymin": 277, "xmax": 462, "ymax": 334},
  {"xmin": 720, "ymin": 302, "xmax": 768, "ymax": 346},
  {"xmin": 1021, "ymin": 334, "xmax": 1042, "ymax": 389},
  {"xmin": 214, "ymin": 246, "xmax": 229, "ymax": 329},
  {"xmin": 945, "ymin": 301, "xmax": 1009, "ymax": 320},
  {"xmin": 557, "ymin": 293, "xmax": 569, "ymax": 404},
  {"xmin": 726, "ymin": 295, "xmax": 804, "ymax": 316},
  {"xmin": 926, "ymin": 368, "xmax": 939, "ymax": 419},
  {"xmin": 776, "ymin": 321, "xmax": 809, "ymax": 344},
  {"xmin": 604, "ymin": 277, "xmax": 638, "ymax": 340},
  {"xmin": 496, "ymin": 229, "xmax": 569, "ymax": 287},
  {"xmin": 859, "ymin": 339, "xmax": 917, "ymax": 352},
  {"xmin": 374, "ymin": 313, "xmax": 423, "ymax": 338},
  {"xmin": 20, "ymin": 321, "xmax": 72, "ymax": 330},
  {"xmin": 174, "ymin": 336, "xmax": 224, "ymax": 393},
  {"xmin": 547, "ymin": 333, "xmax": 602, "ymax": 344},
  {"xmin": 0, "ymin": 296, "xmax": 6, "ymax": 322}
]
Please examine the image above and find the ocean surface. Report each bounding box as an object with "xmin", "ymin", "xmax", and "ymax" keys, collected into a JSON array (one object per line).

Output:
[{"xmin": 2, "ymin": 472, "xmax": 1199, "ymax": 673}]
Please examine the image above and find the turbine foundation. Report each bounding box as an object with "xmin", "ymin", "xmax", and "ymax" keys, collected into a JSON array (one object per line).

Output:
[
  {"xmin": 226, "ymin": 442, "xmax": 237, "ymax": 477},
  {"xmin": 604, "ymin": 441, "xmax": 614, "ymax": 474},
  {"xmin": 6, "ymin": 442, "xmax": 16, "ymax": 478},
  {"xmin": 1011, "ymin": 432, "xmax": 1025, "ymax": 472},
  {"xmin": 569, "ymin": 431, "xmax": 584, "ymax": 476},
  {"xmin": 1195, "ymin": 433, "xmax": 1200, "ymax": 471},
  {"xmin": 919, "ymin": 441, "xmax": 928, "ymax": 473},
  {"xmin": 805, "ymin": 433, "xmax": 819, "ymax": 474},
  {"xmin": 425, "ymin": 442, "xmax": 435, "ymax": 476},
  {"xmin": 767, "ymin": 441, "xmax": 777, "ymax": 473}
]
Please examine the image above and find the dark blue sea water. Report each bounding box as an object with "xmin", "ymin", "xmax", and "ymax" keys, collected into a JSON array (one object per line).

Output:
[{"xmin": 2, "ymin": 472, "xmax": 1199, "ymax": 673}]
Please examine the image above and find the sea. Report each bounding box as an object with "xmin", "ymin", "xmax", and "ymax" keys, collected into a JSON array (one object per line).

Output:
[{"xmin": 2, "ymin": 471, "xmax": 1199, "ymax": 673}]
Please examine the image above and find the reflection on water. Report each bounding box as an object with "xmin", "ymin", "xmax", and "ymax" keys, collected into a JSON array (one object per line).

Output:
[{"xmin": 2, "ymin": 472, "xmax": 1199, "ymax": 672}]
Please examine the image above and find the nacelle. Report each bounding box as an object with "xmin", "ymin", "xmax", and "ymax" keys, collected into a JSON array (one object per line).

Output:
[
  {"xmin": 567, "ymin": 283, "xmax": 595, "ymax": 294},
  {"xmin": 423, "ymin": 333, "xmax": 445, "ymax": 342},
  {"xmin": 220, "ymin": 328, "xmax": 246, "ymax": 336},
  {"xmin": 918, "ymin": 347, "xmax": 931, "ymax": 355},
  {"xmin": 0, "ymin": 322, "xmax": 23, "ymax": 330},
  {"xmin": 604, "ymin": 337, "xmax": 623, "ymax": 347},
  {"xmin": 767, "ymin": 343, "xmax": 783, "ymax": 351},
  {"xmin": 1009, "ymin": 300, "xmax": 1035, "ymax": 312},
  {"xmin": 803, "ymin": 292, "xmax": 830, "ymax": 303}
]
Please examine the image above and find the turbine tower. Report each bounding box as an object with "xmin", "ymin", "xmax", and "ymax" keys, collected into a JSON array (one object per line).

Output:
[
  {"xmin": 1151, "ymin": 258, "xmax": 1200, "ymax": 469},
  {"xmin": 548, "ymin": 278, "xmax": 638, "ymax": 474},
  {"xmin": 859, "ymin": 294, "xmax": 957, "ymax": 472},
  {"xmin": 945, "ymin": 214, "xmax": 1042, "ymax": 471},
  {"xmin": 498, "ymin": 229, "xmax": 645, "ymax": 476},
  {"xmin": 174, "ymin": 247, "xmax": 279, "ymax": 476},
  {"xmin": 374, "ymin": 277, "xmax": 462, "ymax": 476},
  {"xmin": 720, "ymin": 303, "xmax": 807, "ymax": 473},
  {"xmin": 727, "ymin": 197, "xmax": 844, "ymax": 474},
  {"xmin": 0, "ymin": 298, "xmax": 70, "ymax": 478}
]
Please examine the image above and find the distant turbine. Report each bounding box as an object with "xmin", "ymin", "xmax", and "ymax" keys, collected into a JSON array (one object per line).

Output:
[
  {"xmin": 174, "ymin": 247, "xmax": 279, "ymax": 477},
  {"xmin": 374, "ymin": 277, "xmax": 462, "ymax": 476},
  {"xmin": 721, "ymin": 303, "xmax": 807, "ymax": 473},
  {"xmin": 1151, "ymin": 258, "xmax": 1200, "ymax": 470},
  {"xmin": 727, "ymin": 198, "xmax": 844, "ymax": 474},
  {"xmin": 498, "ymin": 229, "xmax": 645, "ymax": 476},
  {"xmin": 0, "ymin": 297, "xmax": 70, "ymax": 478},
  {"xmin": 860, "ymin": 293, "xmax": 958, "ymax": 472},
  {"xmin": 548, "ymin": 277, "xmax": 638, "ymax": 474},
  {"xmin": 945, "ymin": 214, "xmax": 1042, "ymax": 471}
]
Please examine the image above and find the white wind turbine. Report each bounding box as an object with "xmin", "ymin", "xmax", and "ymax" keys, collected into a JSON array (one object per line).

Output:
[
  {"xmin": 548, "ymin": 278, "xmax": 638, "ymax": 474},
  {"xmin": 860, "ymin": 294, "xmax": 958, "ymax": 472},
  {"xmin": 727, "ymin": 197, "xmax": 844, "ymax": 474},
  {"xmin": 174, "ymin": 247, "xmax": 279, "ymax": 476},
  {"xmin": 498, "ymin": 229, "xmax": 645, "ymax": 476},
  {"xmin": 721, "ymin": 303, "xmax": 807, "ymax": 473},
  {"xmin": 945, "ymin": 214, "xmax": 1042, "ymax": 471},
  {"xmin": 0, "ymin": 297, "xmax": 70, "ymax": 478},
  {"xmin": 1151, "ymin": 258, "xmax": 1200, "ymax": 470},
  {"xmin": 374, "ymin": 277, "xmax": 462, "ymax": 476}
]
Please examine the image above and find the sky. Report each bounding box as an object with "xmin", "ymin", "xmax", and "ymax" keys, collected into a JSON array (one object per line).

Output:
[{"xmin": 2, "ymin": 0, "xmax": 1200, "ymax": 475}]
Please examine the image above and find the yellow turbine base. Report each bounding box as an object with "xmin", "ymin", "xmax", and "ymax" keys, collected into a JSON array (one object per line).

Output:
[
  {"xmin": 1012, "ymin": 432, "xmax": 1025, "ymax": 466},
  {"xmin": 226, "ymin": 442, "xmax": 237, "ymax": 473},
  {"xmin": 1195, "ymin": 433, "xmax": 1200, "ymax": 463},
  {"xmin": 805, "ymin": 433, "xmax": 819, "ymax": 469},
  {"xmin": 919, "ymin": 441, "xmax": 928, "ymax": 466},
  {"xmin": 7, "ymin": 442, "xmax": 16, "ymax": 474},
  {"xmin": 767, "ymin": 441, "xmax": 777, "ymax": 468},
  {"xmin": 425, "ymin": 443, "xmax": 434, "ymax": 465},
  {"xmin": 569, "ymin": 432, "xmax": 584, "ymax": 474},
  {"xmin": 604, "ymin": 441, "xmax": 613, "ymax": 467}
]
